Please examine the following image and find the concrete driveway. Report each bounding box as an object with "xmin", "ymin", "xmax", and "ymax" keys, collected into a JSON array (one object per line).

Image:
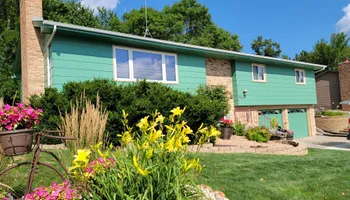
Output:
[{"xmin": 295, "ymin": 135, "xmax": 350, "ymax": 151}]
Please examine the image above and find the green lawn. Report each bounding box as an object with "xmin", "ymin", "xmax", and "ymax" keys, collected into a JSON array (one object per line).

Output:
[
  {"xmin": 197, "ymin": 149, "xmax": 350, "ymax": 200},
  {"xmin": 1, "ymin": 149, "xmax": 349, "ymax": 199}
]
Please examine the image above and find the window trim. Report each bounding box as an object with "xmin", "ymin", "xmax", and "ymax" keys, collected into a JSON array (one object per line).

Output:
[
  {"xmin": 295, "ymin": 68, "xmax": 306, "ymax": 85},
  {"xmin": 112, "ymin": 45, "xmax": 179, "ymax": 84},
  {"xmin": 251, "ymin": 63, "xmax": 266, "ymax": 82}
]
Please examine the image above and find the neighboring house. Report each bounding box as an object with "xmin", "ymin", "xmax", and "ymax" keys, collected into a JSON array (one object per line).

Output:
[
  {"xmin": 17, "ymin": 0, "xmax": 326, "ymax": 138},
  {"xmin": 338, "ymin": 61, "xmax": 350, "ymax": 111},
  {"xmin": 315, "ymin": 71, "xmax": 341, "ymax": 110}
]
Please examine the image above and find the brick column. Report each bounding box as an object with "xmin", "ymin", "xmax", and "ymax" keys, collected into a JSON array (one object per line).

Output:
[
  {"xmin": 205, "ymin": 58, "xmax": 235, "ymax": 119},
  {"xmin": 20, "ymin": 0, "xmax": 44, "ymax": 103},
  {"xmin": 338, "ymin": 61, "xmax": 350, "ymax": 111}
]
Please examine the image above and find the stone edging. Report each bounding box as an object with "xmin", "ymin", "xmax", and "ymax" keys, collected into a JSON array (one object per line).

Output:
[{"xmin": 188, "ymin": 137, "xmax": 308, "ymax": 156}]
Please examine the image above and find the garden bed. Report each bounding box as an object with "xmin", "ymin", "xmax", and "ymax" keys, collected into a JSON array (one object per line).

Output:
[{"xmin": 188, "ymin": 136, "xmax": 308, "ymax": 156}]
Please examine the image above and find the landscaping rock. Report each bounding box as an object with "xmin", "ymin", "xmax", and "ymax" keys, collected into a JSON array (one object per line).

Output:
[{"xmin": 198, "ymin": 184, "xmax": 229, "ymax": 200}]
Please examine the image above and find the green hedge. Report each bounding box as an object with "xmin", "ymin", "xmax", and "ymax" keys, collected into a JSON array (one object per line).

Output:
[{"xmin": 30, "ymin": 79, "xmax": 228, "ymax": 145}]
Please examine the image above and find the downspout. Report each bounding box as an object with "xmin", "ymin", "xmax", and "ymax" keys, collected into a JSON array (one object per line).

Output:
[{"xmin": 45, "ymin": 25, "xmax": 57, "ymax": 87}]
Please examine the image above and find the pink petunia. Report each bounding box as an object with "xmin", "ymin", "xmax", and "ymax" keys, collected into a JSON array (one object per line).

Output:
[
  {"xmin": 5, "ymin": 125, "xmax": 13, "ymax": 131},
  {"xmin": 4, "ymin": 104, "xmax": 11, "ymax": 110}
]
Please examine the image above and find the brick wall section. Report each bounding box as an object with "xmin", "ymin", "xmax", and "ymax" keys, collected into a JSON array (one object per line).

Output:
[
  {"xmin": 20, "ymin": 0, "xmax": 44, "ymax": 103},
  {"xmin": 205, "ymin": 58, "xmax": 234, "ymax": 118},
  {"xmin": 338, "ymin": 62, "xmax": 350, "ymax": 111},
  {"xmin": 307, "ymin": 106, "xmax": 316, "ymax": 136},
  {"xmin": 234, "ymin": 107, "xmax": 259, "ymax": 125}
]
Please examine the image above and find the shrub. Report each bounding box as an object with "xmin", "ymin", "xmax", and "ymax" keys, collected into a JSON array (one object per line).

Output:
[
  {"xmin": 319, "ymin": 110, "xmax": 347, "ymax": 117},
  {"xmin": 232, "ymin": 121, "xmax": 246, "ymax": 136},
  {"xmin": 69, "ymin": 108, "xmax": 221, "ymax": 199},
  {"xmin": 246, "ymin": 127, "xmax": 271, "ymax": 142},
  {"xmin": 60, "ymin": 94, "xmax": 108, "ymax": 151},
  {"xmin": 30, "ymin": 79, "xmax": 228, "ymax": 145},
  {"xmin": 30, "ymin": 88, "xmax": 69, "ymax": 144}
]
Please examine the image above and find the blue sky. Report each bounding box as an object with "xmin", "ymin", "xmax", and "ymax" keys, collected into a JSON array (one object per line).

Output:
[{"xmin": 80, "ymin": 0, "xmax": 350, "ymax": 58}]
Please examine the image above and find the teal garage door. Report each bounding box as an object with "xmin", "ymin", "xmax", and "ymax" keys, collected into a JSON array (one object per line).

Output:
[
  {"xmin": 288, "ymin": 108, "xmax": 309, "ymax": 138},
  {"xmin": 258, "ymin": 110, "xmax": 283, "ymax": 128}
]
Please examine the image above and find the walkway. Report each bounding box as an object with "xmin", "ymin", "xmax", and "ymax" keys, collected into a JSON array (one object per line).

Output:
[{"xmin": 295, "ymin": 135, "xmax": 350, "ymax": 151}]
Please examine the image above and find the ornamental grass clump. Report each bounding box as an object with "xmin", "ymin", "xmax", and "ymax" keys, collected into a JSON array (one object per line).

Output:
[
  {"xmin": 69, "ymin": 107, "xmax": 221, "ymax": 200},
  {"xmin": 60, "ymin": 94, "xmax": 108, "ymax": 151}
]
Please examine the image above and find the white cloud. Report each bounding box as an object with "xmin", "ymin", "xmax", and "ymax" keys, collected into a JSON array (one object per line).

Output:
[
  {"xmin": 336, "ymin": 4, "xmax": 350, "ymax": 35},
  {"xmin": 79, "ymin": 0, "xmax": 120, "ymax": 13}
]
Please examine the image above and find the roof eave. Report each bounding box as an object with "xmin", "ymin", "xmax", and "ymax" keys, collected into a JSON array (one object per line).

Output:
[{"xmin": 33, "ymin": 18, "xmax": 327, "ymax": 71}]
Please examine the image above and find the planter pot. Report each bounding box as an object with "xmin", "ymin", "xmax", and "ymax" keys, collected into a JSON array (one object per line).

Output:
[
  {"xmin": 270, "ymin": 136, "xmax": 279, "ymax": 140},
  {"xmin": 287, "ymin": 136, "xmax": 294, "ymax": 141},
  {"xmin": 0, "ymin": 129, "xmax": 33, "ymax": 156},
  {"xmin": 220, "ymin": 127, "xmax": 233, "ymax": 140}
]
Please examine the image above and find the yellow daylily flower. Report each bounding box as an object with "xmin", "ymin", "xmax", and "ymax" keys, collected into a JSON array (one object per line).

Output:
[
  {"xmin": 137, "ymin": 116, "xmax": 149, "ymax": 130},
  {"xmin": 118, "ymin": 131, "xmax": 133, "ymax": 145},
  {"xmin": 156, "ymin": 114, "xmax": 165, "ymax": 123},
  {"xmin": 171, "ymin": 107, "xmax": 186, "ymax": 116},
  {"xmin": 73, "ymin": 149, "xmax": 91, "ymax": 165},
  {"xmin": 133, "ymin": 156, "xmax": 149, "ymax": 176}
]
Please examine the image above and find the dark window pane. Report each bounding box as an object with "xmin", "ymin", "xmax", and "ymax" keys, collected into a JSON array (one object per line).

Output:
[
  {"xmin": 116, "ymin": 49, "xmax": 130, "ymax": 79},
  {"xmin": 165, "ymin": 55, "xmax": 176, "ymax": 81}
]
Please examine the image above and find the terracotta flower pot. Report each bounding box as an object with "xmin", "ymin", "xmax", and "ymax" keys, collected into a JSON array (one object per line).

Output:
[
  {"xmin": 0, "ymin": 129, "xmax": 33, "ymax": 156},
  {"xmin": 220, "ymin": 127, "xmax": 233, "ymax": 140}
]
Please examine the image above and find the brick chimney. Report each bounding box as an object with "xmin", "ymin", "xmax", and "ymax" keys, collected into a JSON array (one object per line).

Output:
[
  {"xmin": 20, "ymin": 0, "xmax": 44, "ymax": 102},
  {"xmin": 338, "ymin": 61, "xmax": 350, "ymax": 111}
]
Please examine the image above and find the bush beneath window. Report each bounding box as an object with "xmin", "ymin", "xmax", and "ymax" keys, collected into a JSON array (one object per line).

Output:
[
  {"xmin": 246, "ymin": 127, "xmax": 271, "ymax": 143},
  {"xmin": 30, "ymin": 79, "xmax": 228, "ymax": 145}
]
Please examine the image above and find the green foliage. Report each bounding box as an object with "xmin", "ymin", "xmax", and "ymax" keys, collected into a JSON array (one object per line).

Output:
[
  {"xmin": 251, "ymin": 36, "xmax": 282, "ymax": 58},
  {"xmin": 270, "ymin": 117, "xmax": 279, "ymax": 129},
  {"xmin": 318, "ymin": 110, "xmax": 348, "ymax": 117},
  {"xmin": 246, "ymin": 127, "xmax": 271, "ymax": 142},
  {"xmin": 295, "ymin": 33, "xmax": 350, "ymax": 70},
  {"xmin": 29, "ymin": 79, "xmax": 228, "ymax": 145},
  {"xmin": 70, "ymin": 109, "xmax": 220, "ymax": 199},
  {"xmin": 0, "ymin": 0, "xmax": 20, "ymax": 104},
  {"xmin": 232, "ymin": 121, "xmax": 246, "ymax": 136}
]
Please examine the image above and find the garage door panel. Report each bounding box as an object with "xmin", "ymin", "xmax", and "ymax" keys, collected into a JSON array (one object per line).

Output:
[
  {"xmin": 288, "ymin": 108, "xmax": 308, "ymax": 138},
  {"xmin": 258, "ymin": 109, "xmax": 283, "ymax": 129}
]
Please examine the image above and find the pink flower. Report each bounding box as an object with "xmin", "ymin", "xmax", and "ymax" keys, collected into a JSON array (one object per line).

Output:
[
  {"xmin": 0, "ymin": 110, "xmax": 4, "ymax": 116},
  {"xmin": 5, "ymin": 125, "xmax": 13, "ymax": 131},
  {"xmin": 4, "ymin": 104, "xmax": 11, "ymax": 110},
  {"xmin": 16, "ymin": 103, "xmax": 24, "ymax": 108}
]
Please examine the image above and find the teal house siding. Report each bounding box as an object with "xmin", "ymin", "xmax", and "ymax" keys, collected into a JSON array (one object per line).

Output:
[
  {"xmin": 169, "ymin": 54, "xmax": 206, "ymax": 92},
  {"xmin": 50, "ymin": 34, "xmax": 206, "ymax": 92},
  {"xmin": 233, "ymin": 61, "xmax": 317, "ymax": 106},
  {"xmin": 51, "ymin": 35, "xmax": 114, "ymax": 90}
]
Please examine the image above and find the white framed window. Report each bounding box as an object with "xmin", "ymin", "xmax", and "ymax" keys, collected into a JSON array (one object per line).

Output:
[
  {"xmin": 112, "ymin": 46, "xmax": 178, "ymax": 84},
  {"xmin": 295, "ymin": 69, "xmax": 306, "ymax": 84},
  {"xmin": 251, "ymin": 63, "xmax": 266, "ymax": 82}
]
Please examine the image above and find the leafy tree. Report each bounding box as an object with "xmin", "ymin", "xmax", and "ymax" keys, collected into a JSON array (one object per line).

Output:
[
  {"xmin": 295, "ymin": 33, "xmax": 350, "ymax": 70},
  {"xmin": 281, "ymin": 54, "xmax": 291, "ymax": 60},
  {"xmin": 251, "ymin": 36, "xmax": 282, "ymax": 58},
  {"xmin": 0, "ymin": 0, "xmax": 20, "ymax": 104},
  {"xmin": 43, "ymin": 0, "xmax": 101, "ymax": 28}
]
